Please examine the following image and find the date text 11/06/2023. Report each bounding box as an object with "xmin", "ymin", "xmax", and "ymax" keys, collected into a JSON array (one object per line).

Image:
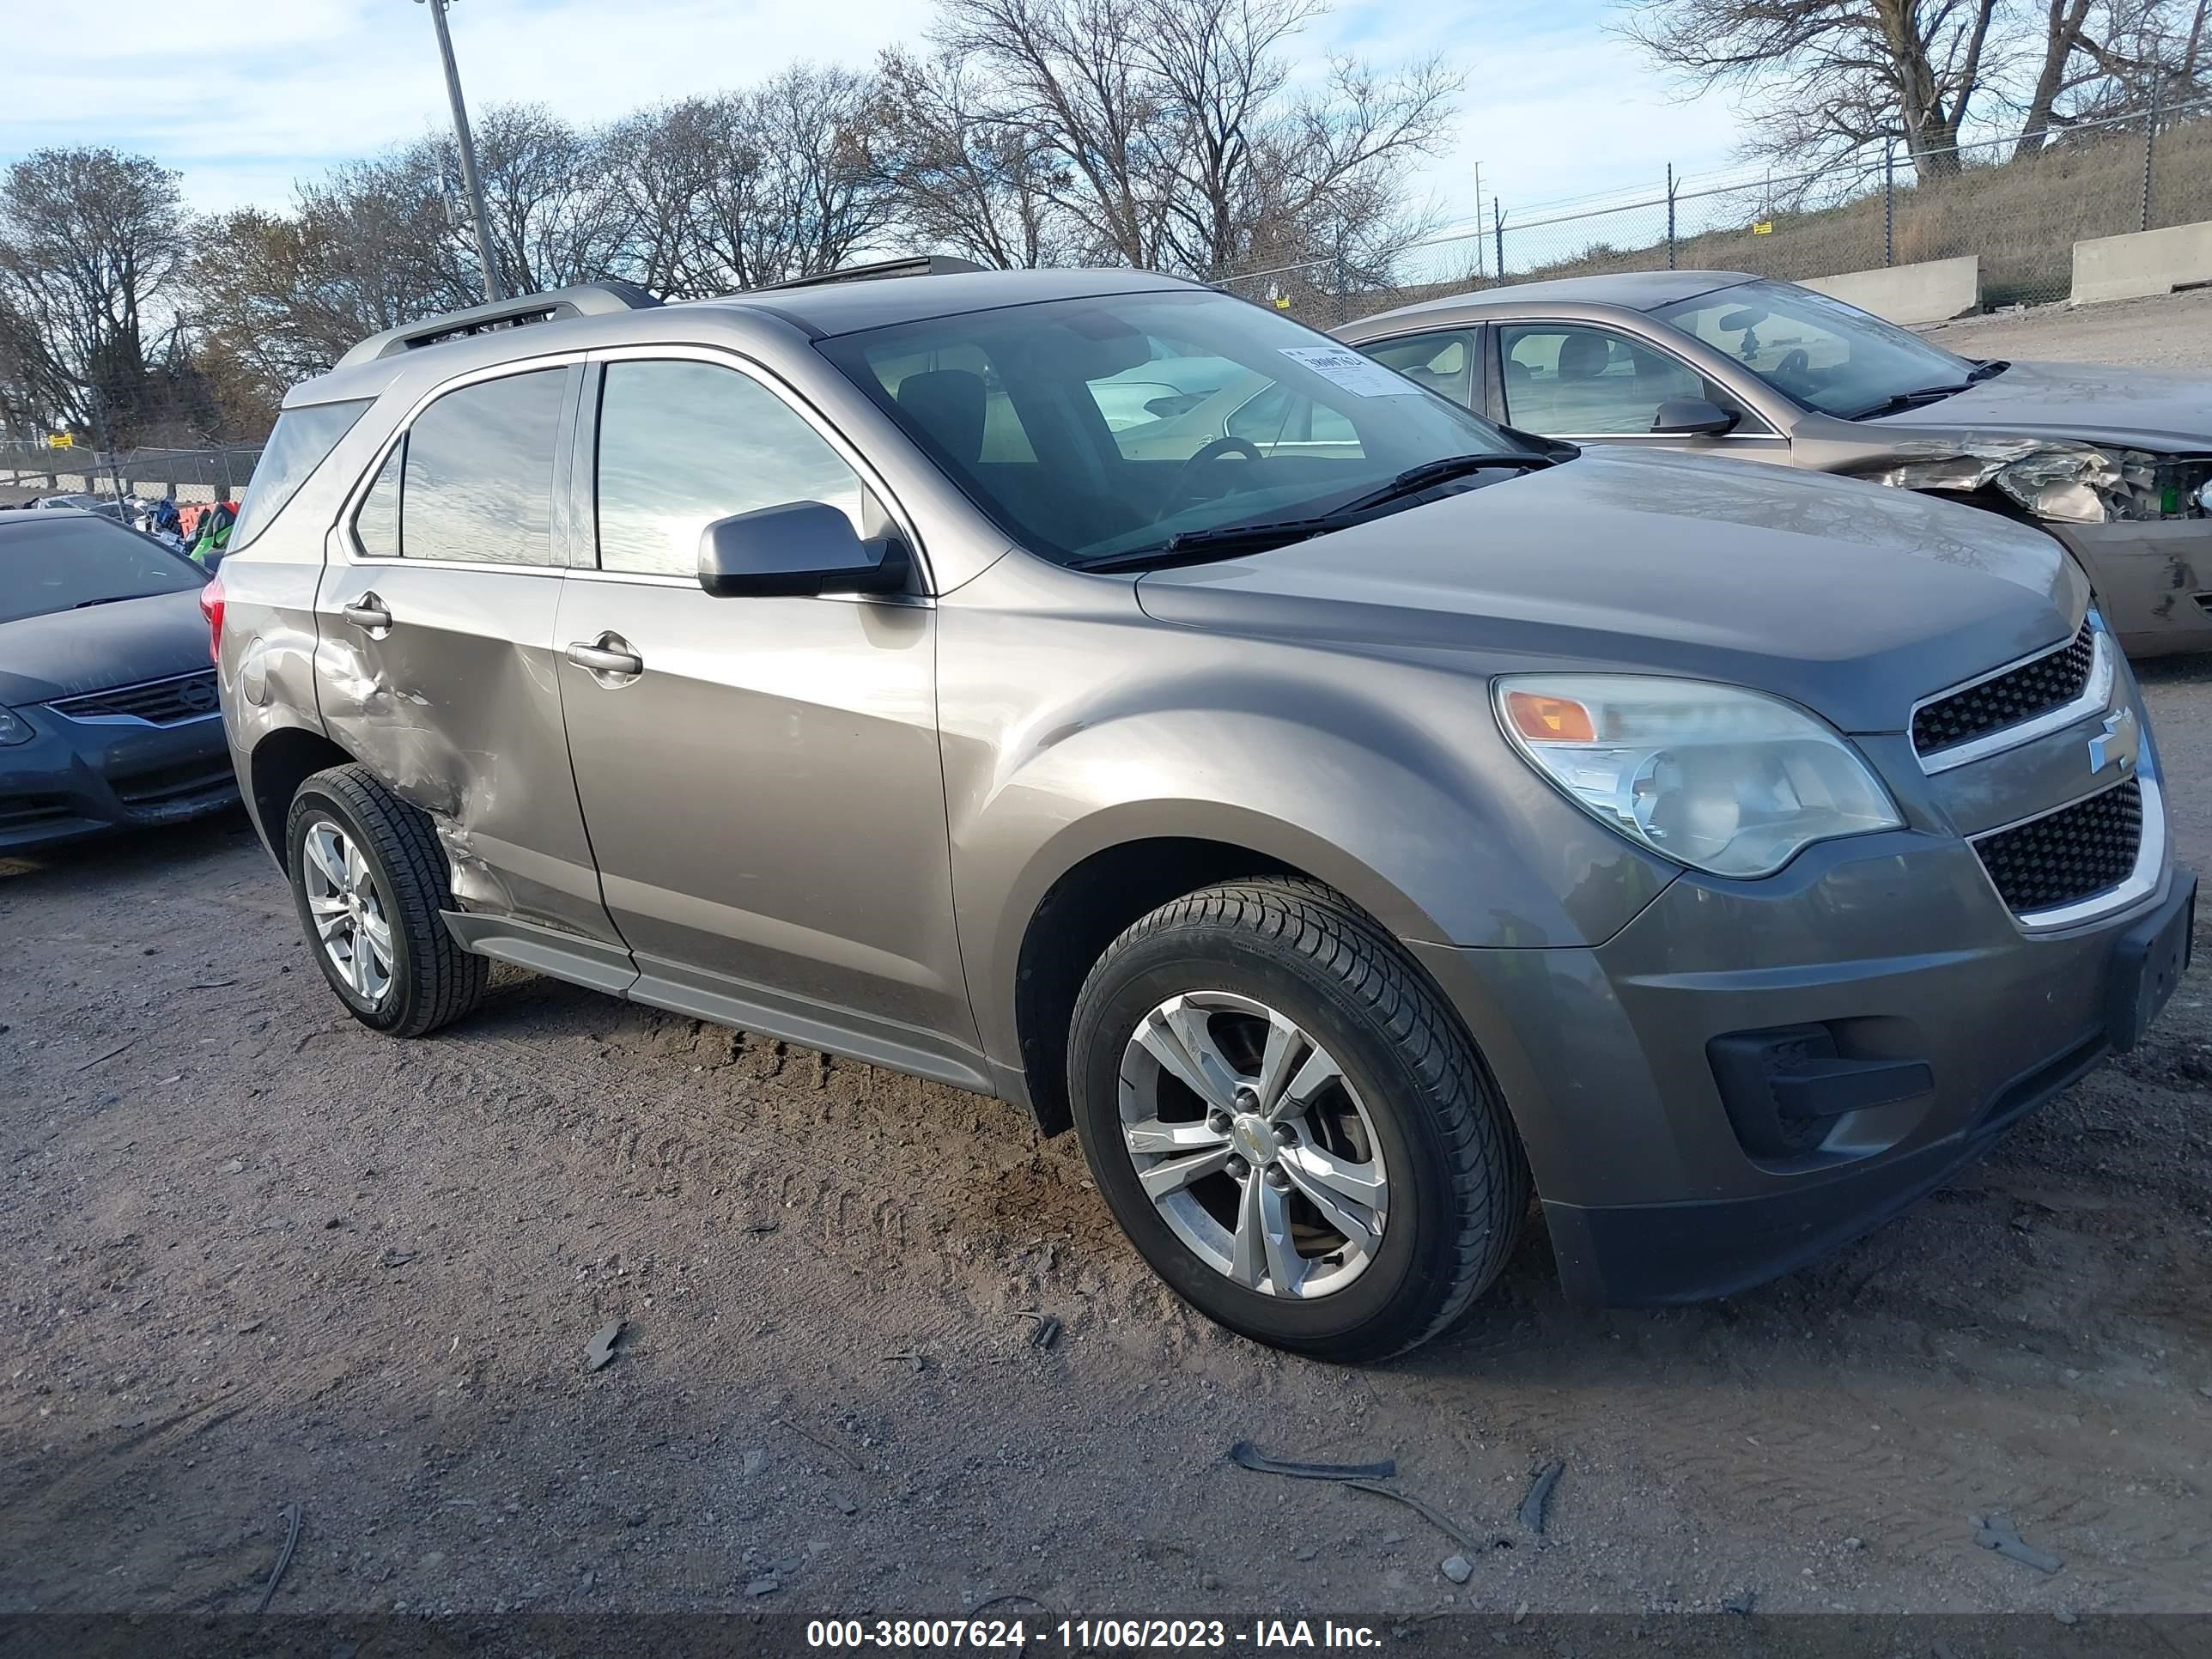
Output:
[{"xmin": 805, "ymin": 1619, "xmax": 1385, "ymax": 1649}]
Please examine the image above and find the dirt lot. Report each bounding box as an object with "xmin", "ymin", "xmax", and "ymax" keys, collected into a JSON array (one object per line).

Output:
[{"xmin": 4, "ymin": 300, "xmax": 2212, "ymax": 1641}]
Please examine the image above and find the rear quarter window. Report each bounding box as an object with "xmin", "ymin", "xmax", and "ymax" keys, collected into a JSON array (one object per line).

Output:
[{"xmin": 229, "ymin": 399, "xmax": 372, "ymax": 550}]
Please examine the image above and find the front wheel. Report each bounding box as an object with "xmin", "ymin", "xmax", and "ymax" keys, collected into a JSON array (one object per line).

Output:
[
  {"xmin": 285, "ymin": 765, "xmax": 487, "ymax": 1037},
  {"xmin": 1067, "ymin": 878, "xmax": 1528, "ymax": 1361}
]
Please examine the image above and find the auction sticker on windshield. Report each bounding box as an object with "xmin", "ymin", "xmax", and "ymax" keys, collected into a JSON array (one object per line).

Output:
[{"xmin": 1276, "ymin": 345, "xmax": 1423, "ymax": 397}]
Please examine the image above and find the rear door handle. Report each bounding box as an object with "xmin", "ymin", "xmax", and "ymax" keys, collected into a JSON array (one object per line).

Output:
[
  {"xmin": 565, "ymin": 636, "xmax": 644, "ymax": 678},
  {"xmin": 343, "ymin": 595, "xmax": 392, "ymax": 631}
]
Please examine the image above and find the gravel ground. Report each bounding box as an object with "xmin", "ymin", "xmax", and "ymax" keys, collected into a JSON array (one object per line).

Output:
[
  {"xmin": 1923, "ymin": 287, "xmax": 2212, "ymax": 372},
  {"xmin": 4, "ymin": 298, "xmax": 2212, "ymax": 1637}
]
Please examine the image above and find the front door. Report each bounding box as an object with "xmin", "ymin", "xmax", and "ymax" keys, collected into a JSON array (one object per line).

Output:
[
  {"xmin": 1492, "ymin": 321, "xmax": 1783, "ymax": 458},
  {"xmin": 316, "ymin": 362, "xmax": 623, "ymax": 947},
  {"xmin": 554, "ymin": 351, "xmax": 983, "ymax": 1085}
]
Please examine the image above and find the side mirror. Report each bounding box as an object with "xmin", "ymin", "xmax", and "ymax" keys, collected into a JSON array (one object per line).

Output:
[
  {"xmin": 697, "ymin": 501, "xmax": 907, "ymax": 599},
  {"xmin": 1650, "ymin": 398, "xmax": 1739, "ymax": 437}
]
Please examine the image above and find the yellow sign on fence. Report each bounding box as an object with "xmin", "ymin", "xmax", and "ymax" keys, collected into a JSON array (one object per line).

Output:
[
  {"xmin": 1751, "ymin": 222, "xmax": 1773, "ymax": 235},
  {"xmin": 46, "ymin": 432, "xmax": 72, "ymax": 448}
]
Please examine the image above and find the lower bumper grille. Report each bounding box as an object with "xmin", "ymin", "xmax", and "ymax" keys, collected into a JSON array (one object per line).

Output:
[
  {"xmin": 112, "ymin": 759, "xmax": 236, "ymax": 809},
  {"xmin": 1973, "ymin": 779, "xmax": 2142, "ymax": 915}
]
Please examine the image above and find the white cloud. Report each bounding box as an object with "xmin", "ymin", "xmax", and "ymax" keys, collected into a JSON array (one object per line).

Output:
[{"xmin": 0, "ymin": 0, "xmax": 1750, "ymax": 234}]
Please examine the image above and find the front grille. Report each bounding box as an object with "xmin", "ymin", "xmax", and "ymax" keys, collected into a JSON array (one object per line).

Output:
[
  {"xmin": 111, "ymin": 759, "xmax": 235, "ymax": 808},
  {"xmin": 1973, "ymin": 779, "xmax": 2142, "ymax": 914},
  {"xmin": 49, "ymin": 669, "xmax": 220, "ymax": 726},
  {"xmin": 1912, "ymin": 622, "xmax": 2094, "ymax": 756}
]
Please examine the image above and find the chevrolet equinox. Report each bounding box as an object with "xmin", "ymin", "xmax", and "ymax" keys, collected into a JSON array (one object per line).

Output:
[{"xmin": 211, "ymin": 264, "xmax": 2196, "ymax": 1360}]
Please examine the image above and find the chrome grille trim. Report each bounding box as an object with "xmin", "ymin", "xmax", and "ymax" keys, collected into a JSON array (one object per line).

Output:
[{"xmin": 1913, "ymin": 619, "xmax": 2113, "ymax": 775}]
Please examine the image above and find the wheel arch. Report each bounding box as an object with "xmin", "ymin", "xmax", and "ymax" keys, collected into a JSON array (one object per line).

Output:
[
  {"xmin": 1000, "ymin": 803, "xmax": 1460, "ymax": 1137},
  {"xmin": 247, "ymin": 726, "xmax": 357, "ymax": 869}
]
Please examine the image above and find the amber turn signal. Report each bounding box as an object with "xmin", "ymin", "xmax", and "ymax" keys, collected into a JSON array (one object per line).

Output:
[{"xmin": 1503, "ymin": 690, "xmax": 1595, "ymax": 743}]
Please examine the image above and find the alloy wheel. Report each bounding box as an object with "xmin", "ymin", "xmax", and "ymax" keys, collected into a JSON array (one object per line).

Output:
[
  {"xmin": 301, "ymin": 818, "xmax": 393, "ymax": 1003},
  {"xmin": 1116, "ymin": 990, "xmax": 1388, "ymax": 1298}
]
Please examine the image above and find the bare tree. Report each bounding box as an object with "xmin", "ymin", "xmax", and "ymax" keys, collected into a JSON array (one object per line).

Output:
[
  {"xmin": 1617, "ymin": 0, "xmax": 2002, "ymax": 179},
  {"xmin": 872, "ymin": 49, "xmax": 1073, "ymax": 267},
  {"xmin": 605, "ymin": 67, "xmax": 895, "ymax": 295},
  {"xmin": 420, "ymin": 106, "xmax": 633, "ymax": 295},
  {"xmin": 0, "ymin": 148, "xmax": 189, "ymax": 441},
  {"xmin": 187, "ymin": 155, "xmax": 478, "ymax": 422},
  {"xmin": 887, "ymin": 0, "xmax": 1457, "ymax": 278}
]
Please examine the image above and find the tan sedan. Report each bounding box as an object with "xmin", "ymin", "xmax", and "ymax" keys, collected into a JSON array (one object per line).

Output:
[{"xmin": 1337, "ymin": 271, "xmax": 2212, "ymax": 657}]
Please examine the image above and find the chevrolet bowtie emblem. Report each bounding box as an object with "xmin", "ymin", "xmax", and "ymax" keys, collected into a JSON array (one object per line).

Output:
[{"xmin": 2087, "ymin": 708, "xmax": 2135, "ymax": 774}]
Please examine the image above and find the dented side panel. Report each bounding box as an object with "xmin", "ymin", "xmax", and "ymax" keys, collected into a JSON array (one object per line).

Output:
[
  {"xmin": 2045, "ymin": 518, "xmax": 2212, "ymax": 657},
  {"xmin": 313, "ymin": 560, "xmax": 622, "ymax": 945}
]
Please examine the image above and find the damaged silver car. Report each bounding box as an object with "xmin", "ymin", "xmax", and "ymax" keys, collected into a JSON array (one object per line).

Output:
[{"xmin": 1336, "ymin": 273, "xmax": 2212, "ymax": 657}]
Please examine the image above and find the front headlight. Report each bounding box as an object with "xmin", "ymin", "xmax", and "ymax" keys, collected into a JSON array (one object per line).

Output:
[
  {"xmin": 0, "ymin": 706, "xmax": 33, "ymax": 747},
  {"xmin": 1495, "ymin": 675, "xmax": 1903, "ymax": 878}
]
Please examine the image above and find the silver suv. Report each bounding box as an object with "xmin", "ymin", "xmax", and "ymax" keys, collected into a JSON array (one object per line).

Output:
[{"xmin": 213, "ymin": 265, "xmax": 2194, "ymax": 1360}]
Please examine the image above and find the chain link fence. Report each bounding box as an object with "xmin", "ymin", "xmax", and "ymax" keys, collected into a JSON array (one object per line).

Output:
[
  {"xmin": 1222, "ymin": 95, "xmax": 2212, "ymax": 329},
  {"xmin": 0, "ymin": 441, "xmax": 262, "ymax": 507}
]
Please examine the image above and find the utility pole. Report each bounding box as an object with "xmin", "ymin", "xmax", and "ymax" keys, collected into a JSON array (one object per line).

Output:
[{"xmin": 415, "ymin": 0, "xmax": 503, "ymax": 302}]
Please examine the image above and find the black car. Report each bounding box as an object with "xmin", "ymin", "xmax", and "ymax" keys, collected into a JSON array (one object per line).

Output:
[{"xmin": 1, "ymin": 510, "xmax": 238, "ymax": 851}]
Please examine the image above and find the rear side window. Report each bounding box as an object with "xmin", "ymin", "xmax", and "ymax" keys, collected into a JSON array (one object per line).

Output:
[
  {"xmin": 355, "ymin": 443, "xmax": 403, "ymax": 557},
  {"xmin": 230, "ymin": 399, "xmax": 369, "ymax": 549},
  {"xmin": 1363, "ymin": 330, "xmax": 1477, "ymax": 408},
  {"xmin": 398, "ymin": 369, "xmax": 568, "ymax": 565}
]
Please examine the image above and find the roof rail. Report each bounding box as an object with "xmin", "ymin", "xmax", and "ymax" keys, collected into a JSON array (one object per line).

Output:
[
  {"xmin": 334, "ymin": 280, "xmax": 663, "ymax": 369},
  {"xmin": 759, "ymin": 255, "xmax": 988, "ymax": 292}
]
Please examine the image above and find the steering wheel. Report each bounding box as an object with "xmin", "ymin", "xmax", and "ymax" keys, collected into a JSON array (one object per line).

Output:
[
  {"xmin": 1157, "ymin": 436, "xmax": 1264, "ymax": 520},
  {"xmin": 1775, "ymin": 347, "xmax": 1812, "ymax": 378}
]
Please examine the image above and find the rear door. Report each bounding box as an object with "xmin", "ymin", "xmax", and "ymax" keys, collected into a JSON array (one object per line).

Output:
[
  {"xmin": 553, "ymin": 349, "xmax": 981, "ymax": 1084},
  {"xmin": 317, "ymin": 359, "xmax": 624, "ymax": 950},
  {"xmin": 1361, "ymin": 328, "xmax": 1484, "ymax": 411}
]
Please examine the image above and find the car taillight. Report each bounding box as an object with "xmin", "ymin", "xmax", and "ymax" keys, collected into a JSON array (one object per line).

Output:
[{"xmin": 199, "ymin": 574, "xmax": 225, "ymax": 664}]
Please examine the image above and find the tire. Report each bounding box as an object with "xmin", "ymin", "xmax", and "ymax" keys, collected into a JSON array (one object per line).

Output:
[
  {"xmin": 284, "ymin": 764, "xmax": 487, "ymax": 1037},
  {"xmin": 1067, "ymin": 877, "xmax": 1528, "ymax": 1362}
]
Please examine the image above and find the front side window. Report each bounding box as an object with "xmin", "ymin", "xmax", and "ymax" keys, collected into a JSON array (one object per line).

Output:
[
  {"xmin": 230, "ymin": 398, "xmax": 369, "ymax": 550},
  {"xmin": 818, "ymin": 289, "xmax": 1525, "ymax": 567},
  {"xmin": 1653, "ymin": 279, "xmax": 1976, "ymax": 417},
  {"xmin": 399, "ymin": 368, "xmax": 568, "ymax": 565},
  {"xmin": 594, "ymin": 358, "xmax": 872, "ymax": 578},
  {"xmin": 1499, "ymin": 324, "xmax": 1707, "ymax": 436},
  {"xmin": 1363, "ymin": 330, "xmax": 1477, "ymax": 409}
]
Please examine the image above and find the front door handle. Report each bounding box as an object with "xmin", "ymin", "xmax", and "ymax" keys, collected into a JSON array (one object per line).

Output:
[
  {"xmin": 565, "ymin": 635, "xmax": 644, "ymax": 678},
  {"xmin": 343, "ymin": 594, "xmax": 392, "ymax": 631}
]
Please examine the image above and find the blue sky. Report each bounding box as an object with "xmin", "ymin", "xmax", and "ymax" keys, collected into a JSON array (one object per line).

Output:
[{"xmin": 1, "ymin": 0, "xmax": 1747, "ymax": 237}]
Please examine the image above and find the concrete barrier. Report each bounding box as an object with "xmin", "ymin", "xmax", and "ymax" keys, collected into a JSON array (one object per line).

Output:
[
  {"xmin": 2071, "ymin": 220, "xmax": 2212, "ymax": 304},
  {"xmin": 1801, "ymin": 256, "xmax": 1982, "ymax": 325}
]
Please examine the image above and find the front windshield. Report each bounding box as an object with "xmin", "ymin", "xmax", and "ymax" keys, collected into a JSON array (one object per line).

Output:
[
  {"xmin": 0, "ymin": 515, "xmax": 204, "ymax": 625},
  {"xmin": 1653, "ymin": 279, "xmax": 1978, "ymax": 418},
  {"xmin": 816, "ymin": 289, "xmax": 1532, "ymax": 565}
]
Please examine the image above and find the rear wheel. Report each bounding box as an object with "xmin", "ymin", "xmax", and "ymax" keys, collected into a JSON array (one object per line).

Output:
[
  {"xmin": 285, "ymin": 765, "xmax": 486, "ymax": 1037},
  {"xmin": 1067, "ymin": 877, "xmax": 1528, "ymax": 1361}
]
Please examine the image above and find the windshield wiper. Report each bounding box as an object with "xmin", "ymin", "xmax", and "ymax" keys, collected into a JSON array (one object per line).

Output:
[
  {"xmin": 72, "ymin": 594, "xmax": 140, "ymax": 609},
  {"xmin": 1844, "ymin": 382, "xmax": 1974, "ymax": 420},
  {"xmin": 1337, "ymin": 452, "xmax": 1556, "ymax": 514},
  {"xmin": 1068, "ymin": 453, "xmax": 1555, "ymax": 574}
]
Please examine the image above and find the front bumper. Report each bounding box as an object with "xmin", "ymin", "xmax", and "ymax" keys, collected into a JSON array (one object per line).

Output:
[
  {"xmin": 1414, "ymin": 834, "xmax": 2195, "ymax": 1307},
  {"xmin": 0, "ymin": 702, "xmax": 239, "ymax": 852}
]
